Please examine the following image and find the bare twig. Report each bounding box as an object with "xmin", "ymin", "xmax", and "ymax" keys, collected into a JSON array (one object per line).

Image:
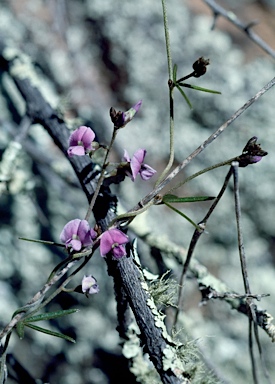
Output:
[
  {"xmin": 173, "ymin": 166, "xmax": 233, "ymax": 327},
  {"xmin": 232, "ymin": 162, "xmax": 272, "ymax": 384},
  {"xmin": 204, "ymin": 0, "xmax": 275, "ymax": 59}
]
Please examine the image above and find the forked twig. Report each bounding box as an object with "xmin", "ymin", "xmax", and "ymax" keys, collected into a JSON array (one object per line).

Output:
[
  {"xmin": 232, "ymin": 162, "xmax": 272, "ymax": 384},
  {"xmin": 204, "ymin": 0, "xmax": 275, "ymax": 59},
  {"xmin": 173, "ymin": 166, "xmax": 233, "ymax": 327}
]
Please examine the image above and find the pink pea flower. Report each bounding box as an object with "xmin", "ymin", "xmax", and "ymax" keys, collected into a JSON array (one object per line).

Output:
[
  {"xmin": 67, "ymin": 126, "xmax": 95, "ymax": 157},
  {"xmin": 110, "ymin": 100, "xmax": 142, "ymax": 129},
  {"xmin": 60, "ymin": 219, "xmax": 97, "ymax": 252},
  {"xmin": 100, "ymin": 228, "xmax": 129, "ymax": 259},
  {"xmin": 123, "ymin": 149, "xmax": 157, "ymax": 181},
  {"xmin": 82, "ymin": 275, "xmax": 100, "ymax": 295}
]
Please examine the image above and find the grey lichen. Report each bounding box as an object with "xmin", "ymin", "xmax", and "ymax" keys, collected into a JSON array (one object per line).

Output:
[{"xmin": 3, "ymin": 47, "xmax": 58, "ymax": 108}]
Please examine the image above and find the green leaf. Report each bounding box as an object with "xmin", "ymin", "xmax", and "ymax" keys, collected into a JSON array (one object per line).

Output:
[
  {"xmin": 16, "ymin": 321, "xmax": 25, "ymax": 339},
  {"xmin": 162, "ymin": 194, "xmax": 215, "ymax": 204},
  {"xmin": 25, "ymin": 323, "xmax": 76, "ymax": 343},
  {"xmin": 178, "ymin": 83, "xmax": 221, "ymax": 94},
  {"xmin": 173, "ymin": 64, "xmax": 178, "ymax": 83},
  {"xmin": 175, "ymin": 84, "xmax": 192, "ymax": 109},
  {"xmin": 25, "ymin": 309, "xmax": 79, "ymax": 323},
  {"xmin": 163, "ymin": 201, "xmax": 200, "ymax": 230},
  {"xmin": 18, "ymin": 237, "xmax": 65, "ymax": 247}
]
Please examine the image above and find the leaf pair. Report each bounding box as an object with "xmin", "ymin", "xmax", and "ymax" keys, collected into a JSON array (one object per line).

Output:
[
  {"xmin": 173, "ymin": 64, "xmax": 221, "ymax": 109},
  {"xmin": 16, "ymin": 309, "xmax": 79, "ymax": 343}
]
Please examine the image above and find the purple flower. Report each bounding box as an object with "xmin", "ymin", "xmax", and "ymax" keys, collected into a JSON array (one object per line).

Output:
[
  {"xmin": 67, "ymin": 126, "xmax": 95, "ymax": 157},
  {"xmin": 82, "ymin": 275, "xmax": 100, "ymax": 295},
  {"xmin": 100, "ymin": 228, "xmax": 129, "ymax": 259},
  {"xmin": 238, "ymin": 136, "xmax": 268, "ymax": 167},
  {"xmin": 123, "ymin": 149, "xmax": 156, "ymax": 181},
  {"xmin": 60, "ymin": 219, "xmax": 97, "ymax": 252},
  {"xmin": 110, "ymin": 100, "xmax": 142, "ymax": 129}
]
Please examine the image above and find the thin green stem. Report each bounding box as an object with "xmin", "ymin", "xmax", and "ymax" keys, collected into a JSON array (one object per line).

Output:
[
  {"xmin": 161, "ymin": 0, "xmax": 173, "ymax": 79},
  {"xmin": 168, "ymin": 156, "xmax": 237, "ymax": 194},
  {"xmin": 155, "ymin": 87, "xmax": 175, "ymax": 185},
  {"xmin": 85, "ymin": 128, "xmax": 118, "ymax": 221},
  {"xmin": 155, "ymin": 0, "xmax": 175, "ymax": 186},
  {"xmin": 176, "ymin": 71, "xmax": 195, "ymax": 83}
]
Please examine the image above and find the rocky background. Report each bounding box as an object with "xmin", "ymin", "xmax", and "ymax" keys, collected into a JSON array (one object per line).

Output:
[{"xmin": 0, "ymin": 0, "xmax": 275, "ymax": 383}]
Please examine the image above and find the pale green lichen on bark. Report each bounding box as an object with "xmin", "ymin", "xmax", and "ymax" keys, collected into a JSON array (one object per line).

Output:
[
  {"xmin": 122, "ymin": 322, "xmax": 141, "ymax": 359},
  {"xmin": 3, "ymin": 47, "xmax": 58, "ymax": 108}
]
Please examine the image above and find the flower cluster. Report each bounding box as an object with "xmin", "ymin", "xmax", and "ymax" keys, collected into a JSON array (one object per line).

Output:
[
  {"xmin": 62, "ymin": 100, "xmax": 155, "ymax": 294},
  {"xmin": 60, "ymin": 220, "xmax": 129, "ymax": 259}
]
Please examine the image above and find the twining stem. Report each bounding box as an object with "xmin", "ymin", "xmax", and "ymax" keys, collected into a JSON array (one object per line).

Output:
[
  {"xmin": 232, "ymin": 162, "xmax": 271, "ymax": 384},
  {"xmin": 85, "ymin": 128, "xmax": 118, "ymax": 222},
  {"xmin": 232, "ymin": 162, "xmax": 250, "ymax": 294},
  {"xmin": 155, "ymin": 0, "xmax": 175, "ymax": 186},
  {"xmin": 161, "ymin": 0, "xmax": 173, "ymax": 79}
]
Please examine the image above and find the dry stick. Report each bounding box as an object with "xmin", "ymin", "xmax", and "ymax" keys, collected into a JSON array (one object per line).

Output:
[
  {"xmin": 232, "ymin": 162, "xmax": 258, "ymax": 384},
  {"xmin": 232, "ymin": 162, "xmax": 272, "ymax": 384},
  {"xmin": 173, "ymin": 166, "xmax": 233, "ymax": 327},
  {"xmin": 204, "ymin": 0, "xmax": 275, "ymax": 60},
  {"xmin": 139, "ymin": 76, "xmax": 275, "ymax": 209}
]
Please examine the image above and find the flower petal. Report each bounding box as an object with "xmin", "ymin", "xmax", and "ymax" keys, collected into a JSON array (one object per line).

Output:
[
  {"xmin": 140, "ymin": 164, "xmax": 157, "ymax": 180},
  {"xmin": 60, "ymin": 219, "xmax": 81, "ymax": 243},
  {"xmin": 131, "ymin": 149, "xmax": 146, "ymax": 179},
  {"xmin": 70, "ymin": 239, "xmax": 82, "ymax": 251},
  {"xmin": 112, "ymin": 245, "xmax": 127, "ymax": 259},
  {"xmin": 100, "ymin": 229, "xmax": 129, "ymax": 257},
  {"xmin": 80, "ymin": 127, "xmax": 95, "ymax": 148},
  {"xmin": 77, "ymin": 220, "xmax": 90, "ymax": 239},
  {"xmin": 122, "ymin": 149, "xmax": 131, "ymax": 163},
  {"xmin": 67, "ymin": 146, "xmax": 86, "ymax": 157},
  {"xmin": 82, "ymin": 275, "xmax": 99, "ymax": 294},
  {"xmin": 108, "ymin": 229, "xmax": 129, "ymax": 245},
  {"xmin": 100, "ymin": 230, "xmax": 113, "ymax": 256}
]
